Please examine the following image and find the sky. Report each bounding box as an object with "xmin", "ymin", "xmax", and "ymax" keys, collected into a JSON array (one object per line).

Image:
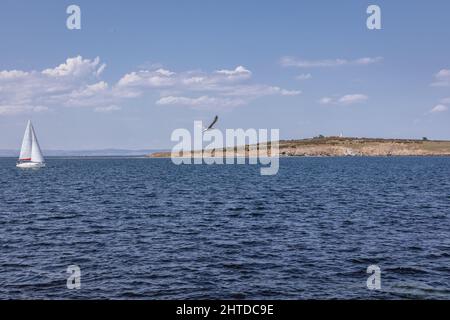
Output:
[{"xmin": 0, "ymin": 0, "xmax": 449, "ymax": 150}]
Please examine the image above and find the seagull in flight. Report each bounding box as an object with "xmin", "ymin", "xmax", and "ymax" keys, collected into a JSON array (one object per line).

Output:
[{"xmin": 203, "ymin": 115, "xmax": 219, "ymax": 132}]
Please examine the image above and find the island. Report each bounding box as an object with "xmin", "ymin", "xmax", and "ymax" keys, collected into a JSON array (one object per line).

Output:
[{"xmin": 148, "ymin": 137, "xmax": 450, "ymax": 158}]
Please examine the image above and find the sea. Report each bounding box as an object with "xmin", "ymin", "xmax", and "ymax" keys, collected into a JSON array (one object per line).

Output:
[{"xmin": 0, "ymin": 157, "xmax": 449, "ymax": 299}]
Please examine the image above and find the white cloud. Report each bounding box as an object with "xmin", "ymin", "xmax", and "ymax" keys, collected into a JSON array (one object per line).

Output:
[
  {"xmin": 0, "ymin": 56, "xmax": 118, "ymax": 115},
  {"xmin": 94, "ymin": 105, "xmax": 121, "ymax": 113},
  {"xmin": 354, "ymin": 57, "xmax": 383, "ymax": 65},
  {"xmin": 319, "ymin": 94, "xmax": 368, "ymax": 105},
  {"xmin": 155, "ymin": 68, "xmax": 175, "ymax": 77},
  {"xmin": 222, "ymin": 85, "xmax": 301, "ymax": 97},
  {"xmin": 116, "ymin": 72, "xmax": 142, "ymax": 87},
  {"xmin": 156, "ymin": 96, "xmax": 246, "ymax": 108},
  {"xmin": 42, "ymin": 56, "xmax": 105, "ymax": 78},
  {"xmin": 280, "ymin": 89, "xmax": 302, "ymax": 96},
  {"xmin": 431, "ymin": 69, "xmax": 450, "ymax": 87},
  {"xmin": 0, "ymin": 70, "xmax": 29, "ymax": 79},
  {"xmin": 117, "ymin": 64, "xmax": 299, "ymax": 108},
  {"xmin": 0, "ymin": 105, "xmax": 35, "ymax": 115},
  {"xmin": 0, "ymin": 57, "xmax": 301, "ymax": 115},
  {"xmin": 215, "ymin": 66, "xmax": 252, "ymax": 80},
  {"xmin": 437, "ymin": 69, "xmax": 450, "ymax": 78},
  {"xmin": 117, "ymin": 69, "xmax": 177, "ymax": 88},
  {"xmin": 280, "ymin": 56, "xmax": 382, "ymax": 68},
  {"xmin": 319, "ymin": 97, "xmax": 333, "ymax": 105},
  {"xmin": 430, "ymin": 104, "xmax": 448, "ymax": 113},
  {"xmin": 72, "ymin": 81, "xmax": 109, "ymax": 98},
  {"xmin": 296, "ymin": 73, "xmax": 312, "ymax": 81},
  {"xmin": 338, "ymin": 94, "xmax": 368, "ymax": 105},
  {"xmin": 182, "ymin": 76, "xmax": 206, "ymax": 85},
  {"xmin": 0, "ymin": 104, "xmax": 49, "ymax": 115},
  {"xmin": 116, "ymin": 65, "xmax": 252, "ymax": 91}
]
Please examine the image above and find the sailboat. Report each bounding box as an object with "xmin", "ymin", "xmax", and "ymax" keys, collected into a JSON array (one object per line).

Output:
[{"xmin": 16, "ymin": 120, "xmax": 45, "ymax": 168}]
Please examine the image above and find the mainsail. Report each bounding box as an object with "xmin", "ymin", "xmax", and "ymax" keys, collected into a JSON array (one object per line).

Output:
[
  {"xmin": 18, "ymin": 121, "xmax": 44, "ymax": 163},
  {"xmin": 19, "ymin": 121, "xmax": 32, "ymax": 161}
]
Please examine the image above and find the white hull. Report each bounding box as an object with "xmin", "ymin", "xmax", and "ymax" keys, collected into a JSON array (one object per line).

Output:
[{"xmin": 16, "ymin": 162, "xmax": 45, "ymax": 168}]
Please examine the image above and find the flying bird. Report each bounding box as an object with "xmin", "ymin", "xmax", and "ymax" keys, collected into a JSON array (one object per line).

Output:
[{"xmin": 203, "ymin": 115, "xmax": 218, "ymax": 132}]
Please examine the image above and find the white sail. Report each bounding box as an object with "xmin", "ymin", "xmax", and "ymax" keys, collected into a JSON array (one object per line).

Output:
[
  {"xmin": 30, "ymin": 123, "xmax": 44, "ymax": 163},
  {"xmin": 19, "ymin": 120, "xmax": 32, "ymax": 160}
]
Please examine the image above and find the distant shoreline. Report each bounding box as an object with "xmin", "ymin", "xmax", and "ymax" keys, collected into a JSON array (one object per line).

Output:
[
  {"xmin": 0, "ymin": 155, "xmax": 152, "ymax": 159},
  {"xmin": 0, "ymin": 149, "xmax": 167, "ymax": 158},
  {"xmin": 148, "ymin": 137, "xmax": 450, "ymax": 158},
  {"xmin": 2, "ymin": 137, "xmax": 450, "ymax": 159}
]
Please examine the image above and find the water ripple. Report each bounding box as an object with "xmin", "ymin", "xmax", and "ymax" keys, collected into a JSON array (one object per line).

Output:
[{"xmin": 0, "ymin": 157, "xmax": 449, "ymax": 299}]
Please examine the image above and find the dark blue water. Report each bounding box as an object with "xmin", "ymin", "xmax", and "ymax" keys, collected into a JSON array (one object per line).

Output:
[{"xmin": 0, "ymin": 157, "xmax": 449, "ymax": 299}]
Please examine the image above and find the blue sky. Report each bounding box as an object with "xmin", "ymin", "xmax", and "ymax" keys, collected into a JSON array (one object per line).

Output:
[{"xmin": 0, "ymin": 0, "xmax": 449, "ymax": 149}]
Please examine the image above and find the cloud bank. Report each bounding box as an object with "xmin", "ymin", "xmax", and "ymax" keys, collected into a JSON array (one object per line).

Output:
[
  {"xmin": 431, "ymin": 69, "xmax": 450, "ymax": 87},
  {"xmin": 430, "ymin": 104, "xmax": 448, "ymax": 113},
  {"xmin": 280, "ymin": 56, "xmax": 382, "ymax": 68},
  {"xmin": 319, "ymin": 94, "xmax": 368, "ymax": 106},
  {"xmin": 0, "ymin": 57, "xmax": 300, "ymax": 115}
]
